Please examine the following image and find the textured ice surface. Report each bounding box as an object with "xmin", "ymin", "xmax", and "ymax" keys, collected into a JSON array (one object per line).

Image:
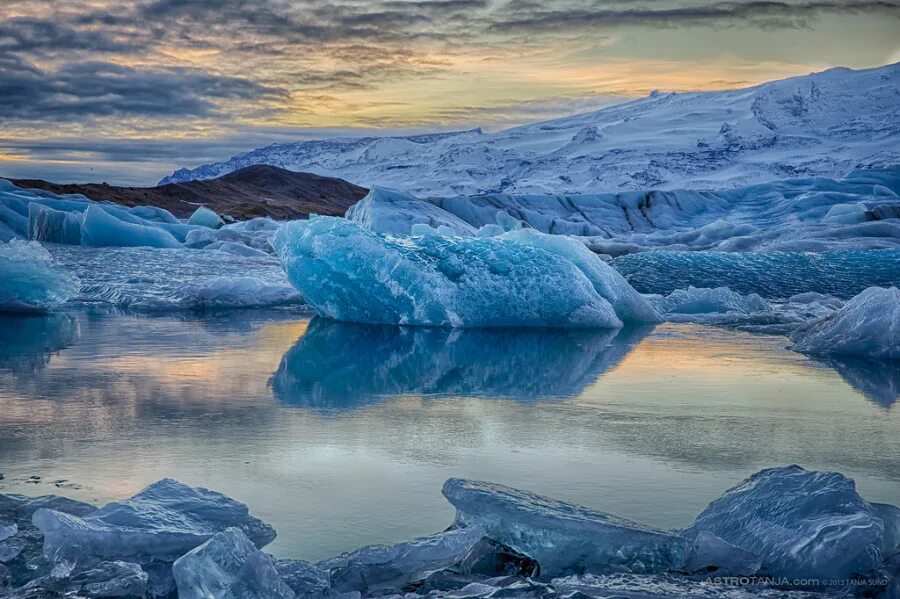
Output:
[
  {"xmin": 441, "ymin": 478, "xmax": 689, "ymax": 576},
  {"xmin": 188, "ymin": 205, "xmax": 225, "ymax": 229},
  {"xmin": 317, "ymin": 527, "xmax": 485, "ymax": 593},
  {"xmin": 81, "ymin": 205, "xmax": 182, "ymax": 248},
  {"xmin": 0, "ymin": 240, "xmax": 80, "ymax": 312},
  {"xmin": 682, "ymin": 531, "xmax": 762, "ymax": 577},
  {"xmin": 28, "ymin": 203, "xmax": 82, "ymax": 244},
  {"xmin": 48, "ymin": 245, "xmax": 300, "ymax": 311},
  {"xmin": 273, "ymin": 216, "xmax": 623, "ymax": 328},
  {"xmin": 33, "ymin": 478, "xmax": 275, "ymax": 567},
  {"xmin": 347, "ymin": 187, "xmax": 477, "ymax": 236},
  {"xmin": 274, "ymin": 559, "xmax": 331, "ymax": 598},
  {"xmin": 173, "ymin": 528, "xmax": 294, "ymax": 599},
  {"xmin": 550, "ymin": 573, "xmax": 821, "ymax": 599},
  {"xmin": 790, "ymin": 286, "xmax": 900, "ymax": 360},
  {"xmin": 649, "ymin": 287, "xmax": 773, "ymax": 326},
  {"xmin": 272, "ymin": 320, "xmax": 649, "ymax": 409},
  {"xmin": 162, "ymin": 64, "xmax": 900, "ymax": 196},
  {"xmin": 683, "ymin": 465, "xmax": 885, "ymax": 581},
  {"xmin": 613, "ymin": 249, "xmax": 900, "ymax": 299}
]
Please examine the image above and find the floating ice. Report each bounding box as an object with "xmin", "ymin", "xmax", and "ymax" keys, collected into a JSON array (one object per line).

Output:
[
  {"xmin": 318, "ymin": 527, "xmax": 485, "ymax": 593},
  {"xmin": 28, "ymin": 203, "xmax": 82, "ymax": 245},
  {"xmin": 272, "ymin": 319, "xmax": 650, "ymax": 409},
  {"xmin": 173, "ymin": 528, "xmax": 294, "ymax": 599},
  {"xmin": 0, "ymin": 240, "xmax": 80, "ymax": 312},
  {"xmin": 682, "ymin": 531, "xmax": 762, "ymax": 577},
  {"xmin": 81, "ymin": 205, "xmax": 182, "ymax": 249},
  {"xmin": 612, "ymin": 249, "xmax": 900, "ymax": 299},
  {"xmin": 347, "ymin": 186, "xmax": 476, "ymax": 236},
  {"xmin": 273, "ymin": 216, "xmax": 623, "ymax": 329},
  {"xmin": 683, "ymin": 465, "xmax": 885, "ymax": 581},
  {"xmin": 441, "ymin": 478, "xmax": 689, "ymax": 576},
  {"xmin": 649, "ymin": 287, "xmax": 772, "ymax": 324},
  {"xmin": 790, "ymin": 286, "xmax": 900, "ymax": 360},
  {"xmin": 33, "ymin": 478, "xmax": 275, "ymax": 569},
  {"xmin": 188, "ymin": 206, "xmax": 225, "ymax": 229}
]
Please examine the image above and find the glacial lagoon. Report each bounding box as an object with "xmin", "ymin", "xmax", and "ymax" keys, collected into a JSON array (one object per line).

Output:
[{"xmin": 1, "ymin": 309, "xmax": 897, "ymax": 563}]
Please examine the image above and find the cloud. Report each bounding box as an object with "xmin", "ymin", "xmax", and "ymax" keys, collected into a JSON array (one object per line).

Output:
[{"xmin": 0, "ymin": 57, "xmax": 286, "ymax": 121}]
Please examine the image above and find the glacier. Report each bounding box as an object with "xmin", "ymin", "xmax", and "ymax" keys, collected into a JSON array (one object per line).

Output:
[
  {"xmin": 273, "ymin": 216, "xmax": 625, "ymax": 329},
  {"xmin": 790, "ymin": 286, "xmax": 900, "ymax": 360},
  {"xmin": 161, "ymin": 64, "xmax": 900, "ymax": 197},
  {"xmin": 0, "ymin": 240, "xmax": 80, "ymax": 312}
]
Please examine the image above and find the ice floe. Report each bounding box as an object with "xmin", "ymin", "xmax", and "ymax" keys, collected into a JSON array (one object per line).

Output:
[
  {"xmin": 790, "ymin": 286, "xmax": 900, "ymax": 360},
  {"xmin": 0, "ymin": 240, "xmax": 80, "ymax": 312}
]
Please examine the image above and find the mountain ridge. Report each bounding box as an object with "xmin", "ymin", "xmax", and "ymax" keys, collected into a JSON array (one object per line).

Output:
[{"xmin": 160, "ymin": 63, "xmax": 900, "ymax": 196}]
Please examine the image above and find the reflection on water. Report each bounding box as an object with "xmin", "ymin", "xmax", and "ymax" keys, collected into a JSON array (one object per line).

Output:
[
  {"xmin": 0, "ymin": 310, "xmax": 897, "ymax": 562},
  {"xmin": 0, "ymin": 313, "xmax": 80, "ymax": 374},
  {"xmin": 272, "ymin": 319, "xmax": 651, "ymax": 409},
  {"xmin": 823, "ymin": 357, "xmax": 900, "ymax": 408}
]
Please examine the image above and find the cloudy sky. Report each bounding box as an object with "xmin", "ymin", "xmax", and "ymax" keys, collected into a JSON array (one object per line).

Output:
[{"xmin": 1, "ymin": 0, "xmax": 898, "ymax": 185}]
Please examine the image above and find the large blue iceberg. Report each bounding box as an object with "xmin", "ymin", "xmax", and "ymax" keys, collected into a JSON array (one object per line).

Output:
[
  {"xmin": 273, "ymin": 216, "xmax": 633, "ymax": 328},
  {"xmin": 0, "ymin": 240, "xmax": 80, "ymax": 312},
  {"xmin": 272, "ymin": 216, "xmax": 658, "ymax": 328}
]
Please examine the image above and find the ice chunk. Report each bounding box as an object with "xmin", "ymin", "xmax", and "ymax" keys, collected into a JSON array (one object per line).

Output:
[
  {"xmin": 173, "ymin": 528, "xmax": 294, "ymax": 599},
  {"xmin": 682, "ymin": 531, "xmax": 761, "ymax": 577},
  {"xmin": 81, "ymin": 205, "xmax": 182, "ymax": 249},
  {"xmin": 347, "ymin": 186, "xmax": 477, "ymax": 236},
  {"xmin": 612, "ymin": 249, "xmax": 900, "ymax": 299},
  {"xmin": 790, "ymin": 286, "xmax": 900, "ymax": 360},
  {"xmin": 317, "ymin": 527, "xmax": 485, "ymax": 593},
  {"xmin": 128, "ymin": 205, "xmax": 181, "ymax": 224},
  {"xmin": 441, "ymin": 478, "xmax": 689, "ymax": 576},
  {"xmin": 653, "ymin": 286, "xmax": 771, "ymax": 315},
  {"xmin": 28, "ymin": 203, "xmax": 82, "ymax": 245},
  {"xmin": 272, "ymin": 319, "xmax": 649, "ymax": 409},
  {"xmin": 683, "ymin": 465, "xmax": 886, "ymax": 580},
  {"xmin": 454, "ymin": 537, "xmax": 540, "ymax": 578},
  {"xmin": 0, "ymin": 240, "xmax": 79, "ymax": 312},
  {"xmin": 499, "ymin": 228, "xmax": 660, "ymax": 323},
  {"xmin": 33, "ymin": 478, "xmax": 275, "ymax": 567},
  {"xmin": 188, "ymin": 206, "xmax": 225, "ymax": 229},
  {"xmin": 273, "ymin": 216, "xmax": 622, "ymax": 329},
  {"xmin": 187, "ymin": 277, "xmax": 303, "ymax": 310},
  {"xmin": 823, "ymin": 202, "xmax": 869, "ymax": 224},
  {"xmin": 67, "ymin": 560, "xmax": 149, "ymax": 598},
  {"xmin": 274, "ymin": 559, "xmax": 330, "ymax": 598}
]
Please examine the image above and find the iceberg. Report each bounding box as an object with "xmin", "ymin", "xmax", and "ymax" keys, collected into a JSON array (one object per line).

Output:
[
  {"xmin": 683, "ymin": 465, "xmax": 886, "ymax": 581},
  {"xmin": 273, "ymin": 216, "xmax": 623, "ymax": 329},
  {"xmin": 649, "ymin": 287, "xmax": 772, "ymax": 324},
  {"xmin": 81, "ymin": 205, "xmax": 182, "ymax": 249},
  {"xmin": 272, "ymin": 319, "xmax": 650, "ymax": 409},
  {"xmin": 347, "ymin": 186, "xmax": 477, "ymax": 236},
  {"xmin": 441, "ymin": 478, "xmax": 689, "ymax": 577},
  {"xmin": 317, "ymin": 527, "xmax": 485, "ymax": 593},
  {"xmin": 28, "ymin": 203, "xmax": 82, "ymax": 245},
  {"xmin": 790, "ymin": 286, "xmax": 900, "ymax": 360},
  {"xmin": 188, "ymin": 206, "xmax": 225, "ymax": 229},
  {"xmin": 0, "ymin": 240, "xmax": 80, "ymax": 312},
  {"xmin": 32, "ymin": 478, "xmax": 275, "ymax": 569},
  {"xmin": 173, "ymin": 528, "xmax": 294, "ymax": 599}
]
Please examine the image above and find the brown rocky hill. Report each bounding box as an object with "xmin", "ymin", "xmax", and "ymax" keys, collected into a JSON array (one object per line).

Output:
[{"xmin": 9, "ymin": 165, "xmax": 368, "ymax": 220}]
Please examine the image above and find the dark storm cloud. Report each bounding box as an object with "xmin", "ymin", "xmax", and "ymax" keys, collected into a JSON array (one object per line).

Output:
[
  {"xmin": 489, "ymin": 1, "xmax": 900, "ymax": 32},
  {"xmin": 0, "ymin": 17, "xmax": 142, "ymax": 54},
  {"xmin": 0, "ymin": 58, "xmax": 285, "ymax": 121}
]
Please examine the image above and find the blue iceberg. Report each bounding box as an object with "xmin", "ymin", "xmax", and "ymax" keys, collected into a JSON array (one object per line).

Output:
[
  {"xmin": 81, "ymin": 205, "xmax": 182, "ymax": 249},
  {"xmin": 28, "ymin": 203, "xmax": 82, "ymax": 245},
  {"xmin": 0, "ymin": 240, "xmax": 80, "ymax": 312},
  {"xmin": 187, "ymin": 206, "xmax": 225, "ymax": 229},
  {"xmin": 273, "ymin": 216, "xmax": 625, "ymax": 328}
]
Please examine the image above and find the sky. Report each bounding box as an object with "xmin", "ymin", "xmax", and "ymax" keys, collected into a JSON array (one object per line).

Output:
[{"xmin": 1, "ymin": 0, "xmax": 898, "ymax": 185}]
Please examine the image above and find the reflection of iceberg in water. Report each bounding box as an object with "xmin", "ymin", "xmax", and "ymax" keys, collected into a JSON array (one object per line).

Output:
[
  {"xmin": 824, "ymin": 357, "xmax": 899, "ymax": 408},
  {"xmin": 0, "ymin": 313, "xmax": 80, "ymax": 373},
  {"xmin": 271, "ymin": 318, "xmax": 652, "ymax": 410}
]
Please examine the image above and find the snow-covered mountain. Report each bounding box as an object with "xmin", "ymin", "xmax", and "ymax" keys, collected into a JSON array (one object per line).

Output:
[{"xmin": 162, "ymin": 64, "xmax": 899, "ymax": 196}]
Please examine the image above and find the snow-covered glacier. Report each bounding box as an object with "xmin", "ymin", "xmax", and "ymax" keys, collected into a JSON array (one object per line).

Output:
[
  {"xmin": 272, "ymin": 216, "xmax": 660, "ymax": 329},
  {"xmin": 162, "ymin": 64, "xmax": 899, "ymax": 196}
]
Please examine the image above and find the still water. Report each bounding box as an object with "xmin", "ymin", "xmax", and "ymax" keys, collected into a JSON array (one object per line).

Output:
[{"xmin": 0, "ymin": 309, "xmax": 897, "ymax": 562}]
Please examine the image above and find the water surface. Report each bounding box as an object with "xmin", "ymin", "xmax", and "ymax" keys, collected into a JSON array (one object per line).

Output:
[{"xmin": 0, "ymin": 310, "xmax": 897, "ymax": 561}]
